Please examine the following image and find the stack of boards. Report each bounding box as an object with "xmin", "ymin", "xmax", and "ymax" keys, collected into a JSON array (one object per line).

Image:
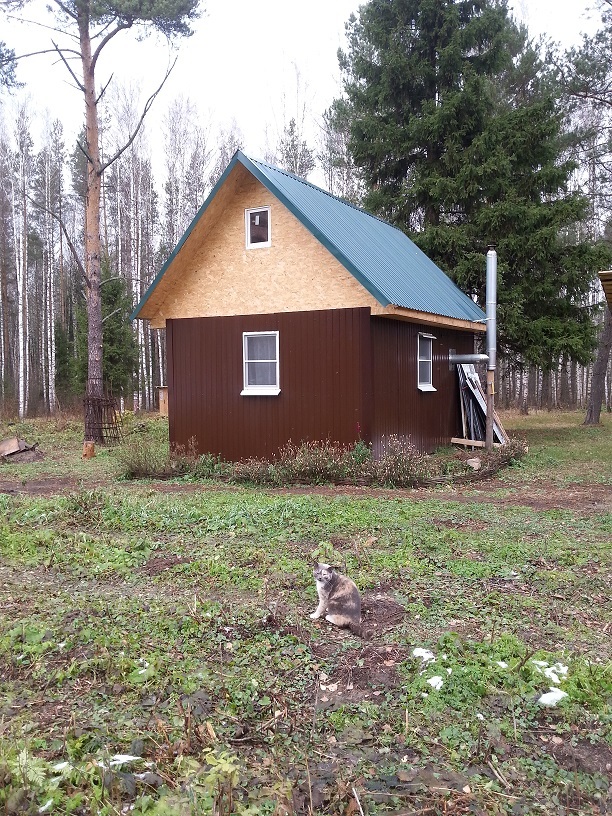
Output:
[{"xmin": 455, "ymin": 364, "xmax": 508, "ymax": 447}]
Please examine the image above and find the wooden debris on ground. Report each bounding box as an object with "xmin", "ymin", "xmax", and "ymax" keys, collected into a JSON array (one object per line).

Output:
[{"xmin": 0, "ymin": 437, "xmax": 43, "ymax": 462}]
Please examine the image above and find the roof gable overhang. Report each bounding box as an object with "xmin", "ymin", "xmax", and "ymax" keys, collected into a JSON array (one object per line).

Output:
[{"xmin": 600, "ymin": 271, "xmax": 612, "ymax": 312}]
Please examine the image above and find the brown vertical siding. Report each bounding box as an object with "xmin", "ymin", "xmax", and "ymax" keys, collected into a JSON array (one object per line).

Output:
[
  {"xmin": 370, "ymin": 317, "xmax": 473, "ymax": 454},
  {"xmin": 167, "ymin": 307, "xmax": 372, "ymax": 461}
]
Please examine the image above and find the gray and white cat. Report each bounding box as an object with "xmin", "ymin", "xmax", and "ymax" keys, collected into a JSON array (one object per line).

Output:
[{"xmin": 310, "ymin": 563, "xmax": 361, "ymax": 636}]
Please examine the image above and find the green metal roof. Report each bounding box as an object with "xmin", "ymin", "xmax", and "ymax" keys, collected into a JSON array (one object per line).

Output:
[{"xmin": 132, "ymin": 151, "xmax": 486, "ymax": 324}]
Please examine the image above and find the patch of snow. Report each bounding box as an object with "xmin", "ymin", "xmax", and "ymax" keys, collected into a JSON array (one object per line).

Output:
[
  {"xmin": 532, "ymin": 659, "xmax": 549, "ymax": 668},
  {"xmin": 108, "ymin": 755, "xmax": 142, "ymax": 767},
  {"xmin": 496, "ymin": 661, "xmax": 508, "ymax": 669},
  {"xmin": 427, "ymin": 676, "xmax": 444, "ymax": 690},
  {"xmin": 38, "ymin": 799, "xmax": 53, "ymax": 813},
  {"xmin": 413, "ymin": 648, "xmax": 435, "ymax": 663},
  {"xmin": 543, "ymin": 663, "xmax": 569, "ymax": 685},
  {"xmin": 538, "ymin": 687, "xmax": 568, "ymax": 707}
]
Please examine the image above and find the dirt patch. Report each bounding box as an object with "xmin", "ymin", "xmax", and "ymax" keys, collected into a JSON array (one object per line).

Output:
[
  {"xmin": 361, "ymin": 593, "xmax": 408, "ymax": 635},
  {"xmin": 312, "ymin": 642, "xmax": 409, "ymax": 705},
  {"xmin": 140, "ymin": 554, "xmax": 194, "ymax": 576},
  {"xmin": 0, "ymin": 477, "xmax": 81, "ymax": 495},
  {"xmin": 543, "ymin": 737, "xmax": 612, "ymax": 778},
  {"xmin": 1, "ymin": 472, "xmax": 611, "ymax": 514}
]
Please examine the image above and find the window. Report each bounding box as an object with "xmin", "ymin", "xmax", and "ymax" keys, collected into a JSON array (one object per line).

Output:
[
  {"xmin": 418, "ymin": 333, "xmax": 437, "ymax": 392},
  {"xmin": 245, "ymin": 207, "xmax": 271, "ymax": 248},
  {"xmin": 241, "ymin": 331, "xmax": 280, "ymax": 395}
]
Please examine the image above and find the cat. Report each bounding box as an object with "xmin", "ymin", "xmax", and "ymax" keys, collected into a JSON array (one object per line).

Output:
[{"xmin": 310, "ymin": 563, "xmax": 362, "ymax": 636}]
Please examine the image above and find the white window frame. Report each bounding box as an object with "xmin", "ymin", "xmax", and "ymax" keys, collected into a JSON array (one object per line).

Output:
[
  {"xmin": 245, "ymin": 206, "xmax": 271, "ymax": 249},
  {"xmin": 241, "ymin": 331, "xmax": 280, "ymax": 396},
  {"xmin": 417, "ymin": 332, "xmax": 437, "ymax": 392}
]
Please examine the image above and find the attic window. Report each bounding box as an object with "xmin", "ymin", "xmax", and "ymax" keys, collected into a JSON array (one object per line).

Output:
[
  {"xmin": 418, "ymin": 333, "xmax": 437, "ymax": 392},
  {"xmin": 245, "ymin": 207, "xmax": 271, "ymax": 248},
  {"xmin": 241, "ymin": 331, "xmax": 280, "ymax": 395}
]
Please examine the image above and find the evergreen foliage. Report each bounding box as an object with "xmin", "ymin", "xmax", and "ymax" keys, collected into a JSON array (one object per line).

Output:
[
  {"xmin": 54, "ymin": 322, "xmax": 74, "ymax": 397},
  {"xmin": 336, "ymin": 0, "xmax": 610, "ymax": 367},
  {"xmin": 0, "ymin": 41, "xmax": 18, "ymax": 89},
  {"xmin": 74, "ymin": 260, "xmax": 137, "ymax": 397}
]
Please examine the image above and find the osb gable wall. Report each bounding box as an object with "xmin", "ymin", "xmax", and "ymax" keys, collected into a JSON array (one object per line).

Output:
[{"xmin": 146, "ymin": 165, "xmax": 379, "ymax": 327}]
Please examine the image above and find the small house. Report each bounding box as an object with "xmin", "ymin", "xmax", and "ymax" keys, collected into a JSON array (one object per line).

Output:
[{"xmin": 132, "ymin": 151, "xmax": 486, "ymax": 460}]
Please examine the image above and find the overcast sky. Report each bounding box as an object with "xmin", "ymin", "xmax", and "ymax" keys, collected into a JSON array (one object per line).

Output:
[{"xmin": 1, "ymin": 0, "xmax": 602, "ymax": 170}]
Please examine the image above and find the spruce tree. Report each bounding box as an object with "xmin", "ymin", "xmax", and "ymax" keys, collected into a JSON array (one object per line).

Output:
[{"xmin": 337, "ymin": 0, "xmax": 609, "ymax": 366}]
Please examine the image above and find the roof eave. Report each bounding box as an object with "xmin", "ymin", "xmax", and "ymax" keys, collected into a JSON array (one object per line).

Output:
[
  {"xmin": 599, "ymin": 270, "xmax": 612, "ymax": 312},
  {"xmin": 375, "ymin": 304, "xmax": 486, "ymax": 332}
]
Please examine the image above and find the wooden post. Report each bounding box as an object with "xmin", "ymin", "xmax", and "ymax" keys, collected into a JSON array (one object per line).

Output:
[
  {"xmin": 82, "ymin": 440, "xmax": 95, "ymax": 459},
  {"xmin": 158, "ymin": 386, "xmax": 168, "ymax": 417}
]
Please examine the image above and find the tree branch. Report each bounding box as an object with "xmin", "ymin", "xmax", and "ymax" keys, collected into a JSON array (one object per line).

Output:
[
  {"xmin": 91, "ymin": 19, "xmax": 133, "ymax": 73},
  {"xmin": 96, "ymin": 72, "xmax": 114, "ymax": 105},
  {"xmin": 100, "ymin": 57, "xmax": 178, "ymax": 174},
  {"xmin": 5, "ymin": 10, "xmax": 80, "ymax": 41},
  {"xmin": 26, "ymin": 194, "xmax": 87, "ymax": 285},
  {"xmin": 102, "ymin": 307, "xmax": 122, "ymax": 324},
  {"xmin": 1, "ymin": 46, "xmax": 81, "ymax": 66},
  {"xmin": 49, "ymin": 0, "xmax": 78, "ymax": 22},
  {"xmin": 77, "ymin": 140, "xmax": 94, "ymax": 165},
  {"xmin": 52, "ymin": 39, "xmax": 85, "ymax": 92}
]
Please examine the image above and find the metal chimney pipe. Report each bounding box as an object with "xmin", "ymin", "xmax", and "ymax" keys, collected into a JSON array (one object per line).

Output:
[
  {"xmin": 485, "ymin": 247, "xmax": 497, "ymax": 450},
  {"xmin": 486, "ymin": 248, "xmax": 497, "ymax": 371}
]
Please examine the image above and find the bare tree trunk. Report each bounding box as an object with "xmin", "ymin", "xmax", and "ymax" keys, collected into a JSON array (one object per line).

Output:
[
  {"xmin": 584, "ymin": 308, "xmax": 612, "ymax": 425},
  {"xmin": 78, "ymin": 8, "xmax": 104, "ymax": 443},
  {"xmin": 12, "ymin": 173, "xmax": 25, "ymax": 418},
  {"xmin": 527, "ymin": 365, "xmax": 537, "ymax": 410}
]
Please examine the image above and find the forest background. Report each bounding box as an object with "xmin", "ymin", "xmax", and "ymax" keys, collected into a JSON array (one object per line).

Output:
[{"xmin": 0, "ymin": 0, "xmax": 612, "ymax": 424}]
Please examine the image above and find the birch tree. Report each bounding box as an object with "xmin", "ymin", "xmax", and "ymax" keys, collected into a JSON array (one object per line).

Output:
[
  {"xmin": 12, "ymin": 103, "xmax": 32, "ymax": 417},
  {"xmin": 161, "ymin": 96, "xmax": 211, "ymax": 253},
  {"xmin": 1, "ymin": 0, "xmax": 200, "ymax": 446}
]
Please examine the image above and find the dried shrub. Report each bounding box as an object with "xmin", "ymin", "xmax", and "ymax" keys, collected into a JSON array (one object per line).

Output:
[
  {"xmin": 372, "ymin": 435, "xmax": 430, "ymax": 487},
  {"xmin": 231, "ymin": 456, "xmax": 277, "ymax": 485},
  {"xmin": 230, "ymin": 440, "xmax": 373, "ymax": 486},
  {"xmin": 118, "ymin": 428, "xmax": 527, "ymax": 487}
]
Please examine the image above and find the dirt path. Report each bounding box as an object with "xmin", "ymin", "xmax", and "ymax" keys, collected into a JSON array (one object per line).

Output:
[{"xmin": 1, "ymin": 474, "xmax": 611, "ymax": 513}]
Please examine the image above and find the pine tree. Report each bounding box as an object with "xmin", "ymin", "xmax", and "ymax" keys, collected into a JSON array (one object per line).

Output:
[
  {"xmin": 74, "ymin": 259, "xmax": 137, "ymax": 397},
  {"xmin": 337, "ymin": 0, "xmax": 608, "ymax": 367},
  {"xmin": 0, "ymin": 42, "xmax": 18, "ymax": 89}
]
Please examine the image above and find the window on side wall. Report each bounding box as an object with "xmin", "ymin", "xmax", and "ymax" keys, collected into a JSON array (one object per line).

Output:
[
  {"xmin": 241, "ymin": 331, "xmax": 280, "ymax": 395},
  {"xmin": 417, "ymin": 333, "xmax": 437, "ymax": 392},
  {"xmin": 245, "ymin": 207, "xmax": 271, "ymax": 248}
]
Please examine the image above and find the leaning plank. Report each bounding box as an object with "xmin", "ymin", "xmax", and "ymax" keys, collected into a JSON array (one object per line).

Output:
[
  {"xmin": 451, "ymin": 437, "xmax": 503, "ymax": 448},
  {"xmin": 459, "ymin": 364, "xmax": 509, "ymax": 444}
]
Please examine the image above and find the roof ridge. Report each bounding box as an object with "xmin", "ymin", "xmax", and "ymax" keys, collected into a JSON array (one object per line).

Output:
[{"xmin": 245, "ymin": 153, "xmax": 396, "ymax": 231}]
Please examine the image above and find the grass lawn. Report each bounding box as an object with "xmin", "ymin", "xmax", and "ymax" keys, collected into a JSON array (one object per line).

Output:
[{"xmin": 0, "ymin": 410, "xmax": 610, "ymax": 815}]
